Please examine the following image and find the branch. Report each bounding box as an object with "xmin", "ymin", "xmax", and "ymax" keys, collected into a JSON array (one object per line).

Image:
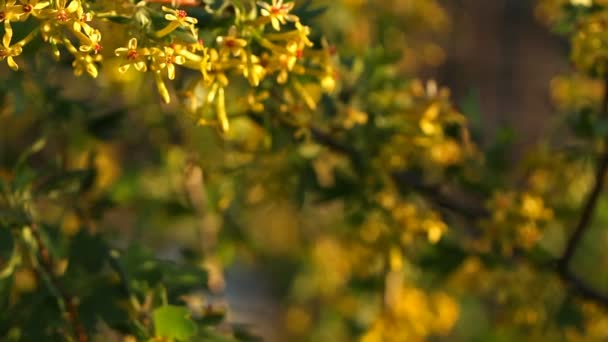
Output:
[
  {"xmin": 257, "ymin": 93, "xmax": 608, "ymax": 307},
  {"xmin": 556, "ymin": 77, "xmax": 608, "ymax": 306},
  {"xmin": 559, "ymin": 76, "xmax": 608, "ymax": 267},
  {"xmin": 559, "ymin": 269, "xmax": 608, "ymax": 305},
  {"xmin": 30, "ymin": 224, "xmax": 88, "ymax": 342},
  {"xmin": 307, "ymin": 106, "xmax": 608, "ymax": 308},
  {"xmin": 309, "ymin": 127, "xmax": 488, "ymax": 219},
  {"xmin": 558, "ymin": 151, "xmax": 608, "ymax": 269},
  {"xmin": 391, "ymin": 170, "xmax": 489, "ymax": 220}
]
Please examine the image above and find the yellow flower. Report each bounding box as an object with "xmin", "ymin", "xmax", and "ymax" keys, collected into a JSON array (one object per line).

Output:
[
  {"xmin": 48, "ymin": 0, "xmax": 81, "ymax": 23},
  {"xmin": 520, "ymin": 194, "xmax": 552, "ymax": 220},
  {"xmin": 151, "ymin": 46, "xmax": 186, "ymax": 80},
  {"xmin": 257, "ymin": 0, "xmax": 298, "ymax": 31},
  {"xmin": 15, "ymin": 0, "xmax": 50, "ymax": 21},
  {"xmin": 242, "ymin": 52, "xmax": 267, "ymax": 86},
  {"xmin": 216, "ymin": 26, "xmax": 247, "ymax": 57},
  {"xmin": 429, "ymin": 140, "xmax": 462, "ymax": 165},
  {"xmin": 294, "ymin": 21, "xmax": 313, "ymax": 48},
  {"xmin": 264, "ymin": 41, "xmax": 299, "ymax": 84},
  {"xmin": 163, "ymin": 6, "xmax": 198, "ymax": 26},
  {"xmin": 0, "ymin": 0, "xmax": 22, "ymax": 23},
  {"xmin": 247, "ymin": 91, "xmax": 269, "ymax": 112},
  {"xmin": 71, "ymin": 4, "xmax": 94, "ymax": 34},
  {"xmin": 571, "ymin": 0, "xmax": 592, "ymax": 6},
  {"xmin": 115, "ymin": 38, "xmax": 148, "ymax": 73},
  {"xmin": 72, "ymin": 51, "xmax": 100, "ymax": 77},
  {"xmin": 78, "ymin": 28, "xmax": 102, "ymax": 55},
  {"xmin": 0, "ymin": 31, "xmax": 22, "ymax": 71},
  {"xmin": 201, "ymin": 48, "xmax": 228, "ymax": 86},
  {"xmin": 342, "ymin": 106, "xmax": 368, "ymax": 129},
  {"xmin": 157, "ymin": 6, "xmax": 198, "ymax": 37}
]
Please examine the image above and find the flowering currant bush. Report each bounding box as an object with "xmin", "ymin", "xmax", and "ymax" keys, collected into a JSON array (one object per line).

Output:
[{"xmin": 4, "ymin": 0, "xmax": 608, "ymax": 341}]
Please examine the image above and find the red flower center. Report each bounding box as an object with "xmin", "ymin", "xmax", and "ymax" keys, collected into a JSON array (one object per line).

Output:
[
  {"xmin": 225, "ymin": 39, "xmax": 236, "ymax": 48},
  {"xmin": 177, "ymin": 10, "xmax": 187, "ymax": 19},
  {"xmin": 127, "ymin": 49, "xmax": 139, "ymax": 60},
  {"xmin": 56, "ymin": 10, "xmax": 69, "ymax": 22},
  {"xmin": 23, "ymin": 5, "xmax": 32, "ymax": 13}
]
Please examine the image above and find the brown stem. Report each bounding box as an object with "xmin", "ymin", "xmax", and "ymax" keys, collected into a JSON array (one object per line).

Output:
[
  {"xmin": 559, "ymin": 269, "xmax": 608, "ymax": 305},
  {"xmin": 30, "ymin": 224, "xmax": 88, "ymax": 342},
  {"xmin": 559, "ymin": 77, "xmax": 608, "ymax": 268},
  {"xmin": 558, "ymin": 152, "xmax": 608, "ymax": 270},
  {"xmin": 556, "ymin": 77, "xmax": 608, "ymax": 305},
  {"xmin": 391, "ymin": 170, "xmax": 489, "ymax": 220}
]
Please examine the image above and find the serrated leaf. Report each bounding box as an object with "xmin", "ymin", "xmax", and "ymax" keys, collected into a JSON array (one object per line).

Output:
[{"xmin": 153, "ymin": 305, "xmax": 197, "ymax": 341}]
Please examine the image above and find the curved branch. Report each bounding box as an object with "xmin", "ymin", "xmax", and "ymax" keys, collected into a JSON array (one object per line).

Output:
[
  {"xmin": 559, "ymin": 268, "xmax": 608, "ymax": 305},
  {"xmin": 558, "ymin": 151, "xmax": 608, "ymax": 270},
  {"xmin": 556, "ymin": 77, "xmax": 608, "ymax": 306}
]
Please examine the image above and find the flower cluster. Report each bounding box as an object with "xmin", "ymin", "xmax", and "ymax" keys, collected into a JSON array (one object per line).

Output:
[
  {"xmin": 0, "ymin": 0, "xmax": 336, "ymax": 134},
  {"xmin": 0, "ymin": 0, "xmax": 101, "ymax": 75},
  {"xmin": 375, "ymin": 80, "xmax": 473, "ymax": 180},
  {"xmin": 110, "ymin": 1, "xmax": 334, "ymax": 133},
  {"xmin": 482, "ymin": 191, "xmax": 554, "ymax": 253},
  {"xmin": 571, "ymin": 11, "xmax": 608, "ymax": 76}
]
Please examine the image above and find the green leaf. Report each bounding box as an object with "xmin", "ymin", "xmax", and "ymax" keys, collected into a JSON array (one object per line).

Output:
[
  {"xmin": 163, "ymin": 263, "xmax": 208, "ymax": 295},
  {"xmin": 294, "ymin": 0, "xmax": 328, "ymax": 23},
  {"xmin": 15, "ymin": 138, "xmax": 46, "ymax": 171},
  {"xmin": 0, "ymin": 208, "xmax": 27, "ymax": 227},
  {"xmin": 198, "ymin": 328, "xmax": 239, "ymax": 342},
  {"xmin": 86, "ymin": 110, "xmax": 126, "ymax": 140},
  {"xmin": 79, "ymin": 284, "xmax": 130, "ymax": 331},
  {"xmin": 557, "ymin": 296, "xmax": 585, "ymax": 330},
  {"xmin": 102, "ymin": 15, "xmax": 132, "ymax": 24},
  {"xmin": 0, "ymin": 228, "xmax": 15, "ymax": 278},
  {"xmin": 35, "ymin": 169, "xmax": 96, "ymax": 196},
  {"xmin": 418, "ymin": 241, "xmax": 467, "ymax": 280},
  {"xmin": 68, "ymin": 231, "xmax": 108, "ymax": 273},
  {"xmin": 153, "ymin": 305, "xmax": 197, "ymax": 341},
  {"xmin": 459, "ymin": 88, "xmax": 482, "ymax": 134}
]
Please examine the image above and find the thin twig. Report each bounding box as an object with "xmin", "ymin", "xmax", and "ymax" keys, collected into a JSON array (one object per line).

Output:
[
  {"xmin": 391, "ymin": 170, "xmax": 489, "ymax": 220},
  {"xmin": 310, "ymin": 127, "xmax": 489, "ymax": 220},
  {"xmin": 30, "ymin": 223, "xmax": 88, "ymax": 342}
]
